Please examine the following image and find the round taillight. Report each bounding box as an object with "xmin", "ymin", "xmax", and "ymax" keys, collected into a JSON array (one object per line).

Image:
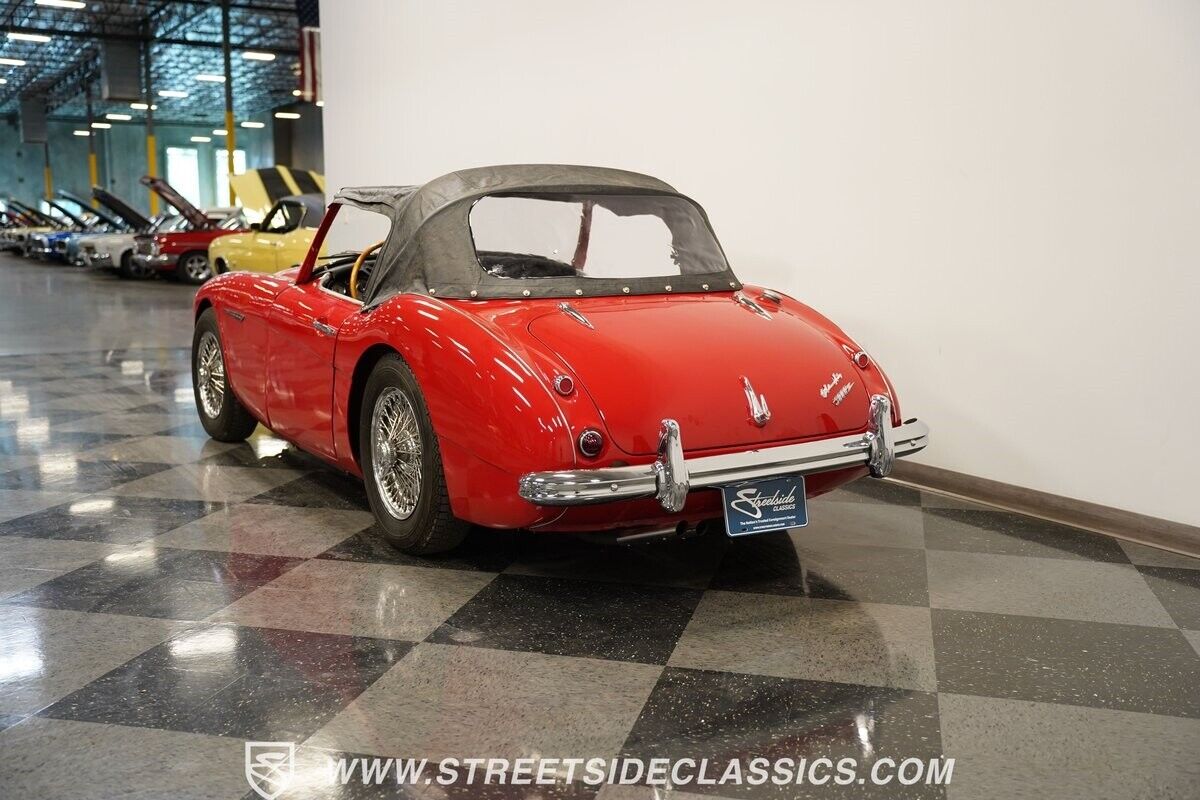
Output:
[
  {"xmin": 553, "ymin": 374, "xmax": 574, "ymax": 396},
  {"xmin": 577, "ymin": 428, "xmax": 604, "ymax": 458},
  {"xmin": 853, "ymin": 351, "xmax": 871, "ymax": 369}
]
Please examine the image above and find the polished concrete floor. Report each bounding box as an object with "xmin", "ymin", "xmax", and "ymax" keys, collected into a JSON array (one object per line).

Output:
[{"xmin": 1, "ymin": 254, "xmax": 1199, "ymax": 800}]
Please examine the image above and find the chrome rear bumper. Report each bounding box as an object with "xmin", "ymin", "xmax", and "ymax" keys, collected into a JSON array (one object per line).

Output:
[{"xmin": 518, "ymin": 394, "xmax": 929, "ymax": 512}]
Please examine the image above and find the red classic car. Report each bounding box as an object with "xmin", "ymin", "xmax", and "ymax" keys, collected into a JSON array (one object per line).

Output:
[
  {"xmin": 132, "ymin": 176, "xmax": 246, "ymax": 284},
  {"xmin": 191, "ymin": 165, "xmax": 928, "ymax": 553}
]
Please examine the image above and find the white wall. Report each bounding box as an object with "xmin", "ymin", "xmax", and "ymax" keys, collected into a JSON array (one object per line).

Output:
[{"xmin": 323, "ymin": 0, "xmax": 1200, "ymax": 526}]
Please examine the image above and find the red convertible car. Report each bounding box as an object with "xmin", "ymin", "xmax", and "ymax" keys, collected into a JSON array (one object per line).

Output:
[{"xmin": 191, "ymin": 165, "xmax": 928, "ymax": 553}]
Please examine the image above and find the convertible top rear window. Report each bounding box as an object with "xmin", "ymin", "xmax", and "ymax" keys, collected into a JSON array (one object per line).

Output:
[{"xmin": 468, "ymin": 193, "xmax": 728, "ymax": 281}]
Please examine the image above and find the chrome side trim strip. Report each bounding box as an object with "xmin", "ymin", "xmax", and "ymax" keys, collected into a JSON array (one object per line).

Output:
[{"xmin": 518, "ymin": 394, "xmax": 929, "ymax": 509}]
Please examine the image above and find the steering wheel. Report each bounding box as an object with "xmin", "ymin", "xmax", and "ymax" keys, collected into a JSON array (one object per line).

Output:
[{"xmin": 349, "ymin": 240, "xmax": 386, "ymax": 301}]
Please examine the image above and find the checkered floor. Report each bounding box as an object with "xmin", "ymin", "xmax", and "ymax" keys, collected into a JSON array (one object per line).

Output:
[{"xmin": 1, "ymin": 347, "xmax": 1198, "ymax": 800}]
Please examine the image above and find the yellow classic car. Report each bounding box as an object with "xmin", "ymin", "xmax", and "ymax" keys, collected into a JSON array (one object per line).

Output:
[{"xmin": 209, "ymin": 194, "xmax": 324, "ymax": 274}]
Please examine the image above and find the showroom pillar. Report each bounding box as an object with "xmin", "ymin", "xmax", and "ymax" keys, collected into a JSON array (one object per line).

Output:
[
  {"xmin": 42, "ymin": 142, "xmax": 52, "ymax": 201},
  {"xmin": 142, "ymin": 39, "xmax": 158, "ymax": 215},
  {"xmin": 85, "ymin": 81, "xmax": 98, "ymax": 207},
  {"xmin": 221, "ymin": 0, "xmax": 237, "ymax": 205}
]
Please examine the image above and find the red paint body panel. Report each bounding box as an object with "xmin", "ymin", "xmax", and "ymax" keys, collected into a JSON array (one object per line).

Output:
[{"xmin": 195, "ymin": 266, "xmax": 901, "ymax": 534}]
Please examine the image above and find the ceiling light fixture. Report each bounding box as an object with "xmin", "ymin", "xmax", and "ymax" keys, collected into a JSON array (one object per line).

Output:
[
  {"xmin": 73, "ymin": 129, "xmax": 90, "ymax": 136},
  {"xmin": 195, "ymin": 74, "xmax": 225, "ymax": 83},
  {"xmin": 241, "ymin": 51, "xmax": 275, "ymax": 61},
  {"xmin": 315, "ymin": 100, "xmax": 324, "ymax": 107},
  {"xmin": 190, "ymin": 136, "xmax": 211, "ymax": 143},
  {"xmin": 105, "ymin": 113, "xmax": 131, "ymax": 121},
  {"xmin": 90, "ymin": 122, "xmax": 111, "ymax": 129},
  {"xmin": 35, "ymin": 0, "xmax": 87, "ymax": 8},
  {"xmin": 0, "ymin": 78, "xmax": 6, "ymax": 85},
  {"xmin": 7, "ymin": 32, "xmax": 51, "ymax": 43},
  {"xmin": 274, "ymin": 111, "xmax": 300, "ymax": 119},
  {"xmin": 0, "ymin": 57, "xmax": 27, "ymax": 66},
  {"xmin": 212, "ymin": 128, "xmax": 228, "ymax": 136},
  {"xmin": 240, "ymin": 120, "xmax": 265, "ymax": 128},
  {"xmin": 158, "ymin": 89, "xmax": 188, "ymax": 98},
  {"xmin": 291, "ymin": 89, "xmax": 301, "ymax": 96}
]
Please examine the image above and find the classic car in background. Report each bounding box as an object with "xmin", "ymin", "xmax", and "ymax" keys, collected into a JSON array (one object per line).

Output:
[
  {"xmin": 132, "ymin": 176, "xmax": 246, "ymax": 284},
  {"xmin": 209, "ymin": 193, "xmax": 325, "ymax": 274},
  {"xmin": 192, "ymin": 165, "xmax": 929, "ymax": 554},
  {"xmin": 61, "ymin": 188, "xmax": 153, "ymax": 267},
  {"xmin": 0, "ymin": 199, "xmax": 58, "ymax": 251},
  {"xmin": 82, "ymin": 213, "xmax": 185, "ymax": 277},
  {"xmin": 23, "ymin": 193, "xmax": 127, "ymax": 263}
]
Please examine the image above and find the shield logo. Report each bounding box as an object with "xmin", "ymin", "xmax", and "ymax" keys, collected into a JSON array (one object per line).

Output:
[{"xmin": 245, "ymin": 741, "xmax": 295, "ymax": 800}]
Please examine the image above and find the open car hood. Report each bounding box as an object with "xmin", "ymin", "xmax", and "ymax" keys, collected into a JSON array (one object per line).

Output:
[
  {"xmin": 91, "ymin": 187, "xmax": 151, "ymax": 231},
  {"xmin": 140, "ymin": 176, "xmax": 211, "ymax": 230},
  {"xmin": 527, "ymin": 295, "xmax": 870, "ymax": 456}
]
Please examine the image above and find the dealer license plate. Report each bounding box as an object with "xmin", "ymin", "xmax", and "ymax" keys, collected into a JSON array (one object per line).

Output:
[{"xmin": 720, "ymin": 475, "xmax": 808, "ymax": 537}]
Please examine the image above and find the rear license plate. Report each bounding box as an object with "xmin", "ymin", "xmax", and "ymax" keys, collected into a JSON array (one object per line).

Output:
[{"xmin": 720, "ymin": 475, "xmax": 808, "ymax": 537}]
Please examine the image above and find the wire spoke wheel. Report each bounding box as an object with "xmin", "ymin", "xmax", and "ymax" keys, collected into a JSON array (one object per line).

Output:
[
  {"xmin": 371, "ymin": 387, "xmax": 424, "ymax": 520},
  {"xmin": 196, "ymin": 331, "xmax": 225, "ymax": 419}
]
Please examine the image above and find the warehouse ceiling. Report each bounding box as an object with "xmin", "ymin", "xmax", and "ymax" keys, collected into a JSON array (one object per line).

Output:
[{"xmin": 0, "ymin": 0, "xmax": 299, "ymax": 126}]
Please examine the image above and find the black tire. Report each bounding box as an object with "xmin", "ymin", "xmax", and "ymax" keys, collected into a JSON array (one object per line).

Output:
[
  {"xmin": 177, "ymin": 251, "xmax": 212, "ymax": 285},
  {"xmin": 117, "ymin": 250, "xmax": 152, "ymax": 279},
  {"xmin": 359, "ymin": 354, "xmax": 468, "ymax": 554},
  {"xmin": 192, "ymin": 309, "xmax": 258, "ymax": 442}
]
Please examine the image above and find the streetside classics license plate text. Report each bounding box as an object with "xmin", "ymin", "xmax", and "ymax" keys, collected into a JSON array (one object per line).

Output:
[{"xmin": 720, "ymin": 475, "xmax": 808, "ymax": 537}]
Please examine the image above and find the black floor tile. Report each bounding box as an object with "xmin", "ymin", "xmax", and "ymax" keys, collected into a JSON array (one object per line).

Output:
[
  {"xmin": 622, "ymin": 667, "xmax": 944, "ymax": 799},
  {"xmin": 247, "ymin": 470, "xmax": 371, "ymax": 510},
  {"xmin": 932, "ymin": 609, "xmax": 1200, "ymax": 717},
  {"xmin": 0, "ymin": 430, "xmax": 135, "ymax": 456},
  {"xmin": 923, "ymin": 508, "xmax": 1130, "ymax": 562},
  {"xmin": 1136, "ymin": 566, "xmax": 1200, "ymax": 629},
  {"xmin": 711, "ymin": 533, "xmax": 929, "ymax": 606},
  {"xmin": 41, "ymin": 624, "xmax": 407, "ymax": 741},
  {"xmin": 318, "ymin": 525, "xmax": 521, "ymax": 572},
  {"xmin": 428, "ymin": 574, "xmax": 703, "ymax": 664},
  {"xmin": 3, "ymin": 547, "xmax": 301, "ymax": 620},
  {"xmin": 0, "ymin": 495, "xmax": 224, "ymax": 544},
  {"xmin": 0, "ymin": 460, "xmax": 173, "ymax": 492}
]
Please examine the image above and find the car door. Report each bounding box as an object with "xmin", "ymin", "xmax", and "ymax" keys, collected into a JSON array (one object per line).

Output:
[{"xmin": 264, "ymin": 279, "xmax": 359, "ymax": 459}]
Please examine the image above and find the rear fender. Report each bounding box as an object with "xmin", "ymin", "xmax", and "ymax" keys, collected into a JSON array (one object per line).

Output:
[
  {"xmin": 334, "ymin": 295, "xmax": 586, "ymax": 527},
  {"xmin": 754, "ymin": 286, "xmax": 903, "ymax": 425}
]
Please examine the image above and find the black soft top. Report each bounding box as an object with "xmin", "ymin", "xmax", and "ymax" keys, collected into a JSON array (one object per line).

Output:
[{"xmin": 334, "ymin": 164, "xmax": 740, "ymax": 306}]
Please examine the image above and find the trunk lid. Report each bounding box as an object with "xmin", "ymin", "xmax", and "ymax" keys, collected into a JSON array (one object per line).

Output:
[{"xmin": 528, "ymin": 295, "xmax": 869, "ymax": 455}]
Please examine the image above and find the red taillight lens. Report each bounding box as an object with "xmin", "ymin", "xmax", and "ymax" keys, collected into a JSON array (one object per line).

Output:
[
  {"xmin": 553, "ymin": 374, "xmax": 574, "ymax": 396},
  {"xmin": 577, "ymin": 428, "xmax": 604, "ymax": 458}
]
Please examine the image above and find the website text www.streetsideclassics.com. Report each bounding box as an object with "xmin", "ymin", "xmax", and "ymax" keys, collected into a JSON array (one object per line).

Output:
[{"xmin": 321, "ymin": 756, "xmax": 955, "ymax": 789}]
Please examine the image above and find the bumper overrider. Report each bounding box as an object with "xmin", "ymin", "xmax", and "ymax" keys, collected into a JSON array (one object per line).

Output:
[{"xmin": 518, "ymin": 394, "xmax": 929, "ymax": 512}]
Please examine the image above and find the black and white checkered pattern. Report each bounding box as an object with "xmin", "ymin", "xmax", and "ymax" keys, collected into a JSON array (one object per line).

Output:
[{"xmin": 1, "ymin": 347, "xmax": 1198, "ymax": 799}]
